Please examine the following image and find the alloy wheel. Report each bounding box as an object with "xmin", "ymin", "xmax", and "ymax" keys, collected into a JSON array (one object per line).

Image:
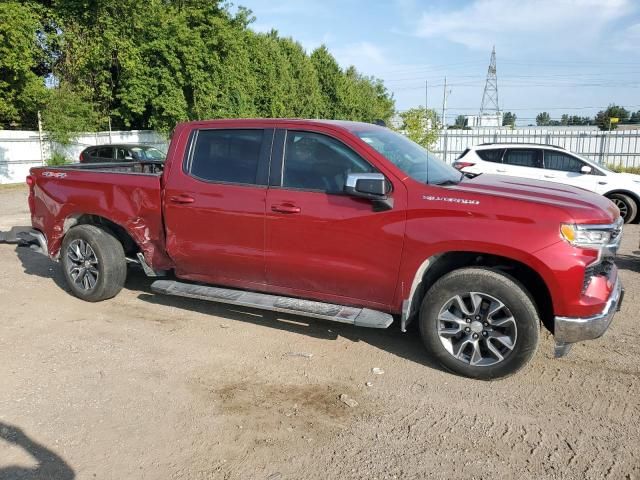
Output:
[
  {"xmin": 437, "ymin": 292, "xmax": 517, "ymax": 367},
  {"xmin": 66, "ymin": 239, "xmax": 100, "ymax": 291}
]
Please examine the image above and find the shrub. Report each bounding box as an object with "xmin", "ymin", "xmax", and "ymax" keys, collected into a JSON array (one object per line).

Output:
[
  {"xmin": 46, "ymin": 152, "xmax": 69, "ymax": 166},
  {"xmin": 606, "ymin": 164, "xmax": 640, "ymax": 175}
]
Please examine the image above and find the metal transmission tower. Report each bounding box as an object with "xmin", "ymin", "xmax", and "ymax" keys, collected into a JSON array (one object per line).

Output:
[{"xmin": 479, "ymin": 46, "xmax": 501, "ymax": 126}]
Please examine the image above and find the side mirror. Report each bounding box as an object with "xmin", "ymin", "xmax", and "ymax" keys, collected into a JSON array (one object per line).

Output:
[
  {"xmin": 581, "ymin": 165, "xmax": 592, "ymax": 174},
  {"xmin": 345, "ymin": 173, "xmax": 393, "ymax": 211},
  {"xmin": 345, "ymin": 173, "xmax": 388, "ymax": 199}
]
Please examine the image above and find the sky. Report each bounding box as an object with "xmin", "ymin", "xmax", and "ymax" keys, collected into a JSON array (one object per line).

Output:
[{"xmin": 234, "ymin": 0, "xmax": 640, "ymax": 125}]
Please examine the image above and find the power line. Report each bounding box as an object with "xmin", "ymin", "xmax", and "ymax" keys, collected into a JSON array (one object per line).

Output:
[
  {"xmin": 391, "ymin": 81, "xmax": 640, "ymax": 91},
  {"xmin": 395, "ymin": 103, "xmax": 640, "ymax": 112},
  {"xmin": 384, "ymin": 70, "xmax": 640, "ymax": 84}
]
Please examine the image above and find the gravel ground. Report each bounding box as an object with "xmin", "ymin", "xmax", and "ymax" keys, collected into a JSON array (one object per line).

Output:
[{"xmin": 1, "ymin": 184, "xmax": 639, "ymax": 480}]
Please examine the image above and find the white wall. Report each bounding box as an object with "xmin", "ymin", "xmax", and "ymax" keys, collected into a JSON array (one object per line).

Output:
[
  {"xmin": 0, "ymin": 130, "xmax": 168, "ymax": 184},
  {"xmin": 433, "ymin": 128, "xmax": 640, "ymax": 166}
]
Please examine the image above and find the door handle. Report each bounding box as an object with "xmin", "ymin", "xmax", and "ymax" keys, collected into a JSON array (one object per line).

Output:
[
  {"xmin": 544, "ymin": 174, "xmax": 555, "ymax": 178},
  {"xmin": 496, "ymin": 169, "xmax": 507, "ymax": 172},
  {"xmin": 169, "ymin": 194, "xmax": 195, "ymax": 204},
  {"xmin": 271, "ymin": 204, "xmax": 301, "ymax": 214}
]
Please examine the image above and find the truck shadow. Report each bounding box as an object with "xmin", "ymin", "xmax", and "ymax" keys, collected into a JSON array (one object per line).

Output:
[
  {"xmin": 0, "ymin": 421, "xmax": 75, "ymax": 480},
  {"xmin": 616, "ymin": 253, "xmax": 640, "ymax": 273},
  {"xmin": 14, "ymin": 244, "xmax": 70, "ymax": 292},
  {"xmin": 132, "ymin": 276, "xmax": 447, "ymax": 375},
  {"xmin": 11, "ymin": 247, "xmax": 445, "ymax": 373}
]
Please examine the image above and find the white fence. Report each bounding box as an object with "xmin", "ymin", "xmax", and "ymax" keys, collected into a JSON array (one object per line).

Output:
[
  {"xmin": 0, "ymin": 130, "xmax": 168, "ymax": 184},
  {"xmin": 434, "ymin": 128, "xmax": 640, "ymax": 167},
  {"xmin": 2, "ymin": 127, "xmax": 640, "ymax": 184}
]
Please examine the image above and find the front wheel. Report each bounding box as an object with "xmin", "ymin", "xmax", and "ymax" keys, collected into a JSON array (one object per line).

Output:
[
  {"xmin": 61, "ymin": 225, "xmax": 127, "ymax": 302},
  {"xmin": 419, "ymin": 268, "xmax": 539, "ymax": 380},
  {"xmin": 606, "ymin": 193, "xmax": 638, "ymax": 224}
]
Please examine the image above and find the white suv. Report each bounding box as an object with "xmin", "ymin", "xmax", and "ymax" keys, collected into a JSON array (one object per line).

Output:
[{"xmin": 454, "ymin": 143, "xmax": 640, "ymax": 223}]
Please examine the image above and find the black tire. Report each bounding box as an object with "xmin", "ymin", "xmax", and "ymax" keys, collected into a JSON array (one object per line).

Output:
[
  {"xmin": 607, "ymin": 193, "xmax": 638, "ymax": 224},
  {"xmin": 419, "ymin": 268, "xmax": 539, "ymax": 380},
  {"xmin": 61, "ymin": 225, "xmax": 127, "ymax": 302}
]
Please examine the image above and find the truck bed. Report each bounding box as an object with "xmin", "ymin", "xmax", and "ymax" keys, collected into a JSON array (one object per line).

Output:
[{"xmin": 28, "ymin": 161, "xmax": 173, "ymax": 270}]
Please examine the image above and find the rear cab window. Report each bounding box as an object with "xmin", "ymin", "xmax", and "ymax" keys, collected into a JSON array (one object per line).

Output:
[{"xmin": 185, "ymin": 129, "xmax": 268, "ymax": 185}]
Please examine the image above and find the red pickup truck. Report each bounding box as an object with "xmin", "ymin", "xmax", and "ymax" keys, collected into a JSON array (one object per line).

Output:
[{"xmin": 27, "ymin": 119, "xmax": 624, "ymax": 379}]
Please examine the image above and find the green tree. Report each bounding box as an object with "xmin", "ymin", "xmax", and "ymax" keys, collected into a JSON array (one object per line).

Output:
[
  {"xmin": 595, "ymin": 104, "xmax": 630, "ymax": 130},
  {"xmin": 3, "ymin": 1, "xmax": 396, "ymax": 132},
  {"xmin": 278, "ymin": 37, "xmax": 323, "ymax": 118},
  {"xmin": 502, "ymin": 111, "xmax": 516, "ymax": 127},
  {"xmin": 454, "ymin": 115, "xmax": 467, "ymax": 128},
  {"xmin": 0, "ymin": 2, "xmax": 49, "ymax": 128},
  {"xmin": 41, "ymin": 83, "xmax": 100, "ymax": 145},
  {"xmin": 566, "ymin": 115, "xmax": 592, "ymax": 126},
  {"xmin": 536, "ymin": 112, "xmax": 550, "ymax": 126},
  {"xmin": 337, "ymin": 66, "xmax": 394, "ymax": 124},
  {"xmin": 395, "ymin": 107, "xmax": 439, "ymax": 150},
  {"xmin": 310, "ymin": 45, "xmax": 343, "ymax": 119}
]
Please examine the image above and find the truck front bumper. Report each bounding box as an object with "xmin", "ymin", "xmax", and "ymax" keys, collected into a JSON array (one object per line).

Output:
[{"xmin": 554, "ymin": 276, "xmax": 623, "ymax": 356}]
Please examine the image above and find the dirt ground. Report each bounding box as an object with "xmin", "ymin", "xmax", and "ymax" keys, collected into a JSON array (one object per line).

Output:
[{"xmin": 1, "ymin": 184, "xmax": 639, "ymax": 480}]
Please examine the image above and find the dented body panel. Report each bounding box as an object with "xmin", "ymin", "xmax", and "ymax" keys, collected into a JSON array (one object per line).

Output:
[{"xmin": 29, "ymin": 166, "xmax": 173, "ymax": 270}]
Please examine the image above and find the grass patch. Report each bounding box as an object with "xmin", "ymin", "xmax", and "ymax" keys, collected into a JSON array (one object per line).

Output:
[
  {"xmin": 0, "ymin": 182, "xmax": 28, "ymax": 190},
  {"xmin": 607, "ymin": 164, "xmax": 640, "ymax": 175}
]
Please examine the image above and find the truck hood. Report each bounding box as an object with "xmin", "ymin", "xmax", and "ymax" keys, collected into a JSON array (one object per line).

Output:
[{"xmin": 453, "ymin": 174, "xmax": 619, "ymax": 224}]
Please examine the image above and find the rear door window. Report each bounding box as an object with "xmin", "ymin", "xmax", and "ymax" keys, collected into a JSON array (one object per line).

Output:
[
  {"xmin": 503, "ymin": 149, "xmax": 542, "ymax": 168},
  {"xmin": 477, "ymin": 148, "xmax": 504, "ymax": 163},
  {"xmin": 543, "ymin": 151, "xmax": 585, "ymax": 173},
  {"xmin": 187, "ymin": 129, "xmax": 264, "ymax": 185}
]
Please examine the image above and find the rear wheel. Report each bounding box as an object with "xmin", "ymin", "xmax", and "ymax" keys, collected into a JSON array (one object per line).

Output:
[
  {"xmin": 419, "ymin": 268, "xmax": 539, "ymax": 380},
  {"xmin": 607, "ymin": 193, "xmax": 637, "ymax": 223},
  {"xmin": 61, "ymin": 225, "xmax": 126, "ymax": 302}
]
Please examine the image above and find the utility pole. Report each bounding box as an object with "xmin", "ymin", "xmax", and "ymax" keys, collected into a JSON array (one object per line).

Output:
[
  {"xmin": 37, "ymin": 110, "xmax": 45, "ymax": 165},
  {"xmin": 425, "ymin": 79, "xmax": 428, "ymax": 110},
  {"xmin": 441, "ymin": 76, "xmax": 451, "ymax": 128}
]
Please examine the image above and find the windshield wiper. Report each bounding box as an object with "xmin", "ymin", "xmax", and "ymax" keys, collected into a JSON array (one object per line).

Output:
[{"xmin": 434, "ymin": 179, "xmax": 460, "ymax": 186}]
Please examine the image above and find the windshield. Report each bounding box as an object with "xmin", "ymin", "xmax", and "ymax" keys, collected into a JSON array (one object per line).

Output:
[
  {"xmin": 132, "ymin": 147, "xmax": 166, "ymax": 161},
  {"xmin": 355, "ymin": 129, "xmax": 462, "ymax": 185}
]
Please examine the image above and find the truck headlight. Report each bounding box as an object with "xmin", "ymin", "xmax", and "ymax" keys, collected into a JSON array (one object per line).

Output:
[{"xmin": 560, "ymin": 223, "xmax": 614, "ymax": 248}]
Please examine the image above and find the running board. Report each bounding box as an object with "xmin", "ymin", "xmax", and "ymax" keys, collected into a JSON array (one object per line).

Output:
[{"xmin": 151, "ymin": 280, "xmax": 393, "ymax": 329}]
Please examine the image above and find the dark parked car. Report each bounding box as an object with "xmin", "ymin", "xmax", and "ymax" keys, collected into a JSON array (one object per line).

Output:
[{"xmin": 79, "ymin": 144, "xmax": 166, "ymax": 163}]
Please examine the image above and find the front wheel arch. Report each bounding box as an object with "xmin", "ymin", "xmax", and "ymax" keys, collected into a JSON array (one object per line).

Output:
[{"xmin": 403, "ymin": 251, "xmax": 554, "ymax": 334}]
